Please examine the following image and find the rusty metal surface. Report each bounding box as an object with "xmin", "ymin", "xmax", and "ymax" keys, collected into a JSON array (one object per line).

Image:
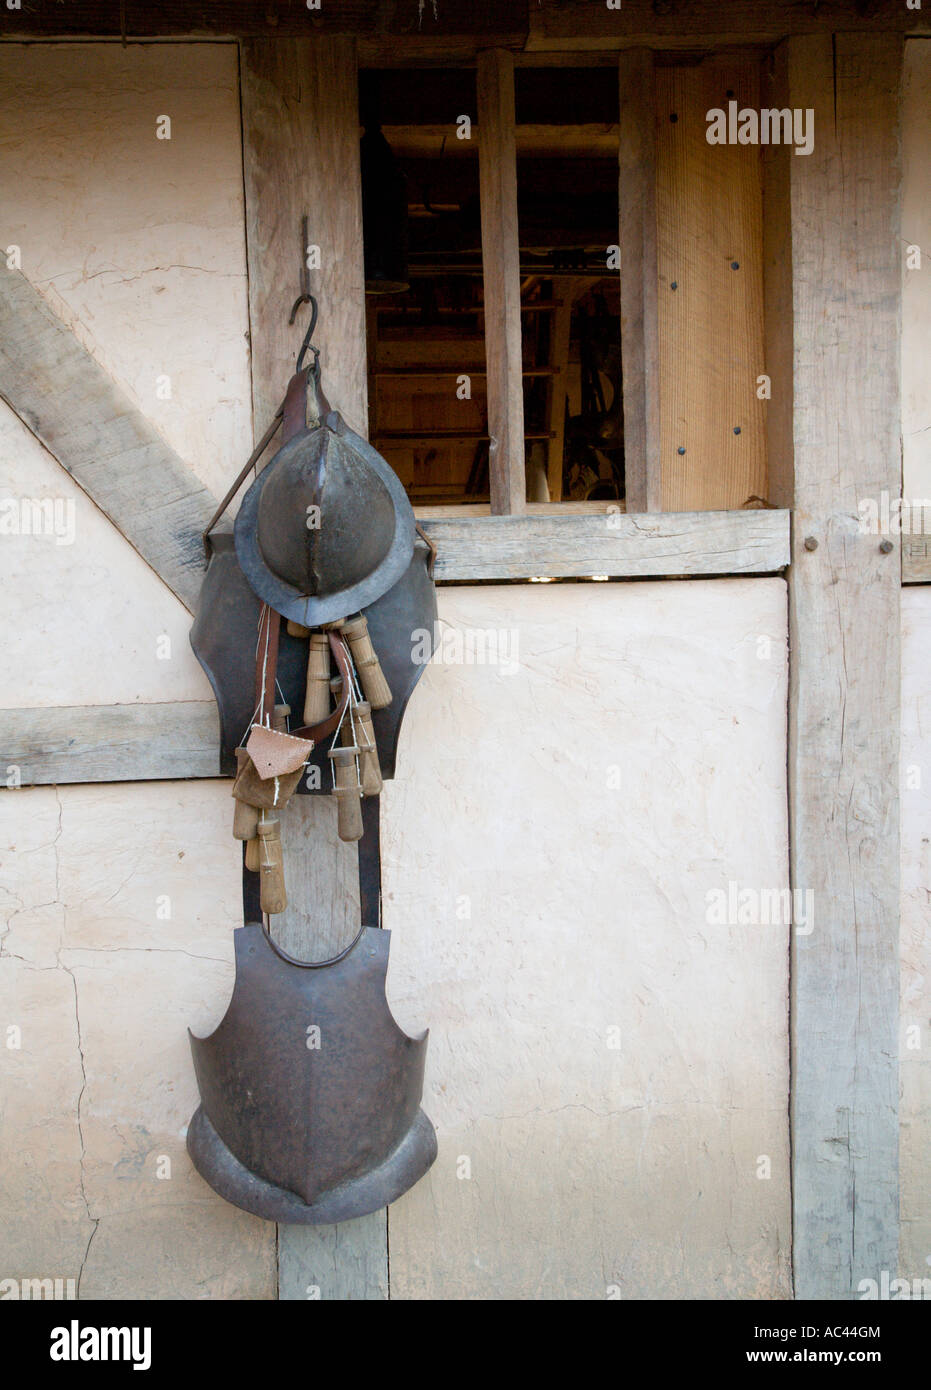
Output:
[{"xmin": 188, "ymin": 923, "xmax": 436, "ymax": 1225}]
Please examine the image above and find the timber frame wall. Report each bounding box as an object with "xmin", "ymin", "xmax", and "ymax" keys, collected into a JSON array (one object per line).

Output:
[{"xmin": 0, "ymin": 1, "xmax": 924, "ymax": 1301}]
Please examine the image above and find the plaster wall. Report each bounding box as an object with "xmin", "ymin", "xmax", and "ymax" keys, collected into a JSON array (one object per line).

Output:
[
  {"xmin": 0, "ymin": 43, "xmax": 251, "ymax": 500},
  {"xmin": 1, "ymin": 581, "xmax": 792, "ymax": 1300},
  {"xmin": 382, "ymin": 581, "xmax": 792, "ymax": 1299}
]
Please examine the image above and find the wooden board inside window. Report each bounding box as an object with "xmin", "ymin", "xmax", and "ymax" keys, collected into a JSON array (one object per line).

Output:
[{"xmin": 655, "ymin": 57, "xmax": 768, "ymax": 511}]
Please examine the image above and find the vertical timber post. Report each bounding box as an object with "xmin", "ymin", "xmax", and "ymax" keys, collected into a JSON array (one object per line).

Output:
[
  {"xmin": 617, "ymin": 48, "xmax": 661, "ymax": 513},
  {"xmin": 240, "ymin": 35, "xmax": 388, "ymax": 1302},
  {"xmin": 776, "ymin": 32, "xmax": 904, "ymax": 1299},
  {"xmin": 477, "ymin": 48, "xmax": 526, "ymax": 515}
]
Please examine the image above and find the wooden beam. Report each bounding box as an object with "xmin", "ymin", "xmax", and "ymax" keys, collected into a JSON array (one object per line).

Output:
[
  {"xmin": 903, "ymin": 538, "xmax": 931, "ymax": 584},
  {"xmin": 241, "ymin": 38, "xmax": 367, "ymax": 436},
  {"xmin": 779, "ymin": 33, "xmax": 903, "ymax": 1300},
  {"xmin": 0, "ymin": 271, "xmax": 216, "ymax": 613},
  {"xmin": 385, "ymin": 124, "xmax": 620, "ymax": 159},
  {"xmin": 655, "ymin": 55, "xmax": 767, "ymax": 511},
  {"xmin": 618, "ymin": 49, "xmax": 660, "ymax": 513},
  {"xmin": 526, "ymin": 0, "xmax": 929, "ymax": 51},
  {"xmin": 477, "ymin": 49, "xmax": 526, "ymax": 516},
  {"xmin": 761, "ymin": 42, "xmax": 795, "ymax": 512},
  {"xmin": 1, "ymin": 703, "xmax": 219, "ymax": 786},
  {"xmin": 240, "ymin": 35, "xmax": 386, "ymax": 1303},
  {"xmin": 0, "ymin": 1, "xmax": 528, "ymax": 40},
  {"xmin": 544, "ymin": 278, "xmax": 578, "ymax": 502},
  {"xmin": 3, "ymin": 0, "xmax": 925, "ymax": 44},
  {"xmin": 421, "ymin": 508, "xmax": 789, "ymax": 581}
]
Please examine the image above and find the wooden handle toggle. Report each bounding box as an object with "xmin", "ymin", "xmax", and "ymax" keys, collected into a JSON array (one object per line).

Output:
[
  {"xmin": 257, "ymin": 810, "xmax": 287, "ymax": 914},
  {"xmin": 303, "ymin": 632, "xmax": 332, "ymax": 725},
  {"xmin": 328, "ymin": 746, "xmax": 364, "ymax": 841},
  {"xmin": 341, "ymin": 614, "xmax": 392, "ymax": 708},
  {"xmin": 341, "ymin": 700, "xmax": 382, "ymax": 796}
]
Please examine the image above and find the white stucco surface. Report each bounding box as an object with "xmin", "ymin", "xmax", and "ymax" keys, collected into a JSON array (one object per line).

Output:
[
  {"xmin": 901, "ymin": 587, "xmax": 931, "ymax": 1281},
  {"xmin": 0, "ymin": 405, "xmax": 213, "ymax": 707},
  {"xmin": 1, "ymin": 580, "xmax": 792, "ymax": 1300},
  {"xmin": 0, "ymin": 43, "xmax": 251, "ymax": 501},
  {"xmin": 0, "ymin": 779, "xmax": 275, "ymax": 1299},
  {"xmin": 382, "ymin": 580, "xmax": 792, "ymax": 1299}
]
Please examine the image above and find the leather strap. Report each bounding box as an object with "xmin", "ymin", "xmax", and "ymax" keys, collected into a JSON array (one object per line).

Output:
[
  {"xmin": 358, "ymin": 796, "xmax": 382, "ymax": 929},
  {"xmin": 253, "ymin": 604, "xmax": 281, "ymax": 727},
  {"xmin": 242, "ymin": 846, "xmax": 262, "ymax": 922},
  {"xmin": 282, "ymin": 368, "xmax": 311, "ymax": 443}
]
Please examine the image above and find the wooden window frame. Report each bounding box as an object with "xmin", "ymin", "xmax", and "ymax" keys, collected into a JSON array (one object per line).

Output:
[{"xmin": 372, "ymin": 46, "xmax": 790, "ymax": 579}]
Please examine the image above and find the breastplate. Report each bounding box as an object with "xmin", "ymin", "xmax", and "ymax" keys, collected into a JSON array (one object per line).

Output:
[{"xmin": 187, "ymin": 923, "xmax": 436, "ymax": 1225}]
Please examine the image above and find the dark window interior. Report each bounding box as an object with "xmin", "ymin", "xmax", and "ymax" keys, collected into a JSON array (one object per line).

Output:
[{"xmin": 360, "ymin": 67, "xmax": 622, "ymax": 507}]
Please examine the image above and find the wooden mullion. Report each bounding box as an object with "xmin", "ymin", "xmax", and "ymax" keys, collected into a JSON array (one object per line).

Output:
[
  {"xmin": 477, "ymin": 48, "xmax": 526, "ymax": 516},
  {"xmin": 617, "ymin": 49, "xmax": 661, "ymax": 513},
  {"xmin": 780, "ymin": 32, "xmax": 903, "ymax": 1300}
]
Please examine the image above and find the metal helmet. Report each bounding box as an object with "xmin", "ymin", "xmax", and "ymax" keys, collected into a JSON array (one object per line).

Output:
[{"xmin": 234, "ymin": 408, "xmax": 415, "ymax": 628}]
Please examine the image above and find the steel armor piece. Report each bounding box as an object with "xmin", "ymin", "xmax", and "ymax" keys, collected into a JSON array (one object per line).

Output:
[
  {"xmin": 188, "ymin": 923, "xmax": 435, "ymax": 1224},
  {"xmin": 234, "ymin": 408, "xmax": 415, "ymax": 629}
]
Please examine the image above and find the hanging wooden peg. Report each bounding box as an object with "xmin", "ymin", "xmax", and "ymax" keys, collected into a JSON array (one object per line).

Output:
[
  {"xmin": 303, "ymin": 632, "xmax": 332, "ymax": 724},
  {"xmin": 341, "ymin": 614, "xmax": 392, "ymax": 708},
  {"xmin": 257, "ymin": 810, "xmax": 287, "ymax": 914},
  {"xmin": 341, "ymin": 699, "xmax": 382, "ymax": 796},
  {"xmin": 231, "ymin": 747, "xmax": 260, "ymax": 840},
  {"xmin": 328, "ymin": 746, "xmax": 364, "ymax": 842}
]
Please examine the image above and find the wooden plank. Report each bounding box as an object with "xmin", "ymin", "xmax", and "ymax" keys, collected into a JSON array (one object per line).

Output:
[
  {"xmin": 420, "ymin": 508, "xmax": 789, "ymax": 581},
  {"xmin": 477, "ymin": 49, "xmax": 526, "ymax": 516},
  {"xmin": 903, "ymin": 537, "xmax": 931, "ymax": 584},
  {"xmin": 415, "ymin": 501, "xmax": 619, "ymax": 518},
  {"xmin": 655, "ymin": 56, "xmax": 768, "ymax": 511},
  {"xmin": 385, "ymin": 123, "xmax": 620, "ymax": 159},
  {"xmin": 526, "ymin": 0, "xmax": 928, "ymax": 50},
  {"xmin": 760, "ymin": 42, "xmax": 795, "ymax": 511},
  {"xmin": 240, "ymin": 35, "xmax": 387, "ymax": 1304},
  {"xmin": 0, "ymin": 703, "xmax": 219, "ymax": 786},
  {"xmin": 278, "ymin": 1213, "xmax": 389, "ymax": 1302},
  {"xmin": 241, "ymin": 37, "xmax": 368, "ymax": 437},
  {"xmin": 4, "ymin": 0, "xmax": 924, "ymax": 44},
  {"xmin": 781, "ymin": 33, "xmax": 903, "ymax": 1300},
  {"xmin": 618, "ymin": 50, "xmax": 661, "ymax": 513},
  {"xmin": 544, "ymin": 277, "xmax": 578, "ymax": 503},
  {"xmin": 0, "ymin": 271, "xmax": 216, "ymax": 613},
  {"xmin": 902, "ymin": 40, "xmax": 931, "ymax": 540},
  {"xmin": 0, "ymin": 0, "xmax": 528, "ymax": 40}
]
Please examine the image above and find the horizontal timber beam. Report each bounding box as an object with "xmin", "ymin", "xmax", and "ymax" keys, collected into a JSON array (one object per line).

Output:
[
  {"xmin": 1, "ymin": 1, "xmax": 925, "ymax": 44},
  {"xmin": 526, "ymin": 0, "xmax": 929, "ymax": 50},
  {"xmin": 1, "ymin": 703, "xmax": 220, "ymax": 787},
  {"xmin": 422, "ymin": 507, "xmax": 789, "ymax": 581},
  {"xmin": 0, "ymin": 1, "xmax": 527, "ymax": 40},
  {"xmin": 0, "ymin": 271, "xmax": 218, "ymax": 613}
]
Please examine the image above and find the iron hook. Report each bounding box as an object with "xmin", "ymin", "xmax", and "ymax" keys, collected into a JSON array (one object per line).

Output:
[{"xmin": 295, "ymin": 294, "xmax": 320, "ymax": 375}]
